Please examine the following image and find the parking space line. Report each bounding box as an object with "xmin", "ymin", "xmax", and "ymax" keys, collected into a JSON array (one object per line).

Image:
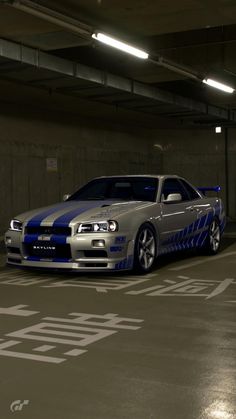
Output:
[{"xmin": 169, "ymin": 251, "xmax": 236, "ymax": 271}]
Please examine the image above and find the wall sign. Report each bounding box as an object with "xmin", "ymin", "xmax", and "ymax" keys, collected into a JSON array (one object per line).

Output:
[{"xmin": 46, "ymin": 158, "xmax": 58, "ymax": 172}]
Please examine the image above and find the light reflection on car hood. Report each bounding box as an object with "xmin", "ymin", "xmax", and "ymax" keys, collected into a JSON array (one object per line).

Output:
[{"xmin": 16, "ymin": 200, "xmax": 156, "ymax": 224}]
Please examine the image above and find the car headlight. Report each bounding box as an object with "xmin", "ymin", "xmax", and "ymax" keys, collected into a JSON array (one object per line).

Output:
[
  {"xmin": 10, "ymin": 219, "xmax": 23, "ymax": 232},
  {"xmin": 77, "ymin": 220, "xmax": 119, "ymax": 233}
]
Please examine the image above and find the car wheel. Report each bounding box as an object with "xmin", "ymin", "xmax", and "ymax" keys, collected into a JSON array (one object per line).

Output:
[
  {"xmin": 133, "ymin": 223, "xmax": 157, "ymax": 273},
  {"xmin": 203, "ymin": 218, "xmax": 221, "ymax": 255}
]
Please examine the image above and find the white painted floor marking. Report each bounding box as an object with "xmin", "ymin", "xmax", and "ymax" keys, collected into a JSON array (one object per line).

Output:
[
  {"xmin": 127, "ymin": 277, "xmax": 236, "ymax": 299},
  {"xmin": 42, "ymin": 276, "xmax": 153, "ymax": 293},
  {"xmin": 0, "ymin": 271, "xmax": 52, "ymax": 281},
  {"xmin": 0, "ymin": 278, "xmax": 51, "ymax": 286},
  {"xmin": 0, "ymin": 312, "xmax": 143, "ymax": 364},
  {"xmin": 206, "ymin": 278, "xmax": 235, "ymax": 299},
  {"xmin": 0, "ymin": 271, "xmax": 156, "ymax": 293},
  {"xmin": 0, "ymin": 305, "xmax": 39, "ymax": 316},
  {"xmin": 169, "ymin": 251, "xmax": 236, "ymax": 271},
  {"xmin": 43, "ymin": 312, "xmax": 143, "ymax": 330},
  {"xmin": 64, "ymin": 349, "xmax": 86, "ymax": 356},
  {"xmin": 127, "ymin": 285, "xmax": 164, "ymax": 295},
  {"xmin": 0, "ymin": 340, "xmax": 65, "ymax": 363},
  {"xmin": 7, "ymin": 322, "xmax": 118, "ymax": 346},
  {"xmin": 33, "ymin": 345, "xmax": 56, "ymax": 352},
  {"xmin": 164, "ymin": 279, "xmax": 176, "ymax": 284}
]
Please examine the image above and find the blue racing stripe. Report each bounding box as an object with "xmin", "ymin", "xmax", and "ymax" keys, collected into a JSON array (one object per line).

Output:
[
  {"xmin": 26, "ymin": 203, "xmax": 67, "ymax": 227},
  {"xmin": 23, "ymin": 234, "xmax": 40, "ymax": 244},
  {"xmin": 52, "ymin": 204, "xmax": 97, "ymax": 228}
]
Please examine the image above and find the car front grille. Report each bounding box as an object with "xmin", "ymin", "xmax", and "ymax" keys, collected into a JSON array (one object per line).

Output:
[{"xmin": 25, "ymin": 226, "xmax": 72, "ymax": 236}]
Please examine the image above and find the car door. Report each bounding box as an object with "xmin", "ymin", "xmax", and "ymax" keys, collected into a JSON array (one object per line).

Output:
[{"xmin": 158, "ymin": 178, "xmax": 199, "ymax": 250}]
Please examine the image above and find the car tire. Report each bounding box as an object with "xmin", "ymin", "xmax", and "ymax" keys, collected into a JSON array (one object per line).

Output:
[
  {"xmin": 202, "ymin": 217, "xmax": 221, "ymax": 255},
  {"xmin": 133, "ymin": 223, "xmax": 157, "ymax": 274}
]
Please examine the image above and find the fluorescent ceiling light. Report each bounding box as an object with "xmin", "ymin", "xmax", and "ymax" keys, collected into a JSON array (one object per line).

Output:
[
  {"xmin": 203, "ymin": 78, "xmax": 234, "ymax": 93},
  {"xmin": 92, "ymin": 33, "xmax": 149, "ymax": 59}
]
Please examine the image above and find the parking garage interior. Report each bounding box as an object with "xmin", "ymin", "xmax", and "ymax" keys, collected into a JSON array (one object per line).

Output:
[{"xmin": 0, "ymin": 1, "xmax": 236, "ymax": 418}]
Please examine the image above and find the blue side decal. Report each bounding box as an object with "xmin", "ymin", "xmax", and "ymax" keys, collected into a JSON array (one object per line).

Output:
[
  {"xmin": 198, "ymin": 214, "xmax": 207, "ymax": 229},
  {"xmin": 115, "ymin": 255, "xmax": 133, "ymax": 270},
  {"xmin": 110, "ymin": 246, "xmax": 123, "ymax": 252},
  {"xmin": 115, "ymin": 236, "xmax": 126, "ymax": 244},
  {"xmin": 162, "ymin": 211, "xmax": 214, "ymax": 251},
  {"xmin": 199, "ymin": 230, "xmax": 208, "ymax": 247},
  {"xmin": 127, "ymin": 255, "xmax": 133, "ymax": 269}
]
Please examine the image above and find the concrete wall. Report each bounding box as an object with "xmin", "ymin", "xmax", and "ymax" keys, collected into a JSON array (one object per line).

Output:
[
  {"xmin": 152, "ymin": 127, "xmax": 236, "ymax": 220},
  {"xmin": 0, "ymin": 107, "xmax": 162, "ymax": 234},
  {"xmin": 228, "ymin": 128, "xmax": 236, "ymax": 220},
  {"xmin": 1, "ymin": 101, "xmax": 236, "ymax": 235}
]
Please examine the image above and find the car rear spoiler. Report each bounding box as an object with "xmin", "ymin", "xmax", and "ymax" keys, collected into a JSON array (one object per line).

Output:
[{"xmin": 198, "ymin": 186, "xmax": 221, "ymax": 195}]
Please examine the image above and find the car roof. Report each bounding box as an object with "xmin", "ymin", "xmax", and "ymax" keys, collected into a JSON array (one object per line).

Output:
[{"xmin": 95, "ymin": 175, "xmax": 180, "ymax": 180}]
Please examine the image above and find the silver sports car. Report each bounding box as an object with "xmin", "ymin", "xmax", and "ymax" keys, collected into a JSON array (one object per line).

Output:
[{"xmin": 5, "ymin": 175, "xmax": 225, "ymax": 273}]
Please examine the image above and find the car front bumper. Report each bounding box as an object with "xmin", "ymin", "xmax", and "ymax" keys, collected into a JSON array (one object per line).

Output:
[{"xmin": 5, "ymin": 230, "xmax": 135, "ymax": 271}]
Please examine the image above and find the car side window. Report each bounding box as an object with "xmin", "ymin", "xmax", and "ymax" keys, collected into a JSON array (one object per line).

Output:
[
  {"xmin": 180, "ymin": 179, "xmax": 201, "ymax": 201},
  {"xmin": 161, "ymin": 178, "xmax": 189, "ymax": 202}
]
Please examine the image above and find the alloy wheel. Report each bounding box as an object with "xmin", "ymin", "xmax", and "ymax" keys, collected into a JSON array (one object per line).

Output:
[
  {"xmin": 137, "ymin": 226, "xmax": 156, "ymax": 270},
  {"xmin": 209, "ymin": 220, "xmax": 220, "ymax": 252}
]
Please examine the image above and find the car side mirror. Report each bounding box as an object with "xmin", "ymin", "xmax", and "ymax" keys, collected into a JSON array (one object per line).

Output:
[
  {"xmin": 163, "ymin": 193, "xmax": 182, "ymax": 203},
  {"xmin": 63, "ymin": 194, "xmax": 71, "ymax": 201}
]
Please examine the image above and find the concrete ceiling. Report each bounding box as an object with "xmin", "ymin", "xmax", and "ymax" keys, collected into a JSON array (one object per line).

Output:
[{"xmin": 1, "ymin": 0, "xmax": 236, "ymax": 127}]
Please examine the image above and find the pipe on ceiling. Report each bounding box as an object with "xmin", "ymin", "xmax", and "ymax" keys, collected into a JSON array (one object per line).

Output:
[
  {"xmin": 2, "ymin": 0, "xmax": 202, "ymax": 80},
  {"xmin": 1, "ymin": 0, "xmax": 202, "ymax": 81},
  {"xmin": 2, "ymin": 0, "xmax": 92, "ymax": 37}
]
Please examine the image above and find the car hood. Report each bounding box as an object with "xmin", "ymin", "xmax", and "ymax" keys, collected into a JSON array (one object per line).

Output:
[{"xmin": 16, "ymin": 200, "xmax": 155, "ymax": 226}]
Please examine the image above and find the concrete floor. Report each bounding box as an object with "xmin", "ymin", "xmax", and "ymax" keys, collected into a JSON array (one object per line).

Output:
[{"xmin": 0, "ymin": 235, "xmax": 236, "ymax": 419}]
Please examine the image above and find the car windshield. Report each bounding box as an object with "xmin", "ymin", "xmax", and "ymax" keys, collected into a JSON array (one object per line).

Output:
[{"xmin": 68, "ymin": 177, "xmax": 158, "ymax": 202}]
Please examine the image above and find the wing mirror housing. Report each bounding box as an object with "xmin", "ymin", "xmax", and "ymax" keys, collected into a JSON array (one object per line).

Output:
[
  {"xmin": 163, "ymin": 193, "xmax": 182, "ymax": 204},
  {"xmin": 63, "ymin": 194, "xmax": 71, "ymax": 201}
]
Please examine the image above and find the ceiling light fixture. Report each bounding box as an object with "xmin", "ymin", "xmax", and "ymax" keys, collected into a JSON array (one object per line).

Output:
[
  {"xmin": 92, "ymin": 32, "xmax": 149, "ymax": 59},
  {"xmin": 203, "ymin": 78, "xmax": 234, "ymax": 93}
]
